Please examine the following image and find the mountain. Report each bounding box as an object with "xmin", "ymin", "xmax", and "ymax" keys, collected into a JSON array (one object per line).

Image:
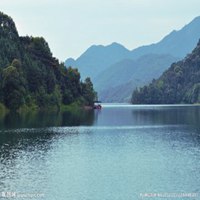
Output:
[
  {"xmin": 131, "ymin": 40, "xmax": 200, "ymax": 104},
  {"xmin": 65, "ymin": 16, "xmax": 200, "ymax": 102},
  {"xmin": 98, "ymin": 80, "xmax": 143, "ymax": 103},
  {"xmin": 65, "ymin": 42, "xmax": 130, "ymax": 80},
  {"xmin": 95, "ymin": 54, "xmax": 179, "ymax": 102},
  {"xmin": 0, "ymin": 11, "xmax": 96, "ymax": 111},
  {"xmin": 130, "ymin": 16, "xmax": 200, "ymax": 59}
]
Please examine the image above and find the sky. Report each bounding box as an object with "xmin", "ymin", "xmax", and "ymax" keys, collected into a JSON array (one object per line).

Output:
[{"xmin": 0, "ymin": 0, "xmax": 200, "ymax": 61}]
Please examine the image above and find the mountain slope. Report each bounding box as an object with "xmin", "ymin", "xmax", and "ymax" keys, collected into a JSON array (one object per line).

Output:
[
  {"xmin": 96, "ymin": 54, "xmax": 179, "ymax": 102},
  {"xmin": 0, "ymin": 11, "xmax": 96, "ymax": 111},
  {"xmin": 131, "ymin": 16, "xmax": 200, "ymax": 59},
  {"xmin": 99, "ymin": 80, "xmax": 146, "ymax": 103},
  {"xmin": 65, "ymin": 42, "xmax": 130, "ymax": 80},
  {"xmin": 95, "ymin": 54, "xmax": 178, "ymax": 88},
  {"xmin": 131, "ymin": 40, "xmax": 200, "ymax": 104}
]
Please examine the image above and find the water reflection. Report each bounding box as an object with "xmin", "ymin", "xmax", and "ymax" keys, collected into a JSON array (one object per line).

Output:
[
  {"xmin": 94, "ymin": 104, "xmax": 200, "ymax": 129},
  {"xmin": 0, "ymin": 109, "xmax": 95, "ymax": 129},
  {"xmin": 131, "ymin": 105, "xmax": 200, "ymax": 128}
]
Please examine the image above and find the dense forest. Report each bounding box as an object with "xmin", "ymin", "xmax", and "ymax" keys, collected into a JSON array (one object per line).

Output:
[
  {"xmin": 131, "ymin": 40, "xmax": 200, "ymax": 104},
  {"xmin": 0, "ymin": 12, "xmax": 96, "ymax": 111}
]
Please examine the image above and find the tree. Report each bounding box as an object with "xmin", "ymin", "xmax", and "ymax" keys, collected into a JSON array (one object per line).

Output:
[
  {"xmin": 2, "ymin": 65, "xmax": 26, "ymax": 110},
  {"xmin": 82, "ymin": 77, "xmax": 96, "ymax": 106}
]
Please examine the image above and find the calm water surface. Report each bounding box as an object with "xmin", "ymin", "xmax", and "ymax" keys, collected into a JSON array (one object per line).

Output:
[{"xmin": 0, "ymin": 104, "xmax": 200, "ymax": 200}]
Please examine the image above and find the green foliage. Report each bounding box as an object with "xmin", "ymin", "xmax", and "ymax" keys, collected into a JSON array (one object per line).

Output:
[
  {"xmin": 81, "ymin": 77, "xmax": 97, "ymax": 106},
  {"xmin": 0, "ymin": 103, "xmax": 8, "ymax": 116},
  {"xmin": 0, "ymin": 12, "xmax": 20, "ymax": 68},
  {"xmin": 2, "ymin": 65, "xmax": 26, "ymax": 110},
  {"xmin": 11, "ymin": 58, "xmax": 21, "ymax": 67},
  {"xmin": 132, "ymin": 41, "xmax": 200, "ymax": 104},
  {"xmin": 0, "ymin": 12, "xmax": 96, "ymax": 111}
]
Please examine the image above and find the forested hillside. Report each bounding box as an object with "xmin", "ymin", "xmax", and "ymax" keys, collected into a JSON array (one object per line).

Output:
[
  {"xmin": 0, "ymin": 12, "xmax": 96, "ymax": 111},
  {"xmin": 131, "ymin": 41, "xmax": 200, "ymax": 104}
]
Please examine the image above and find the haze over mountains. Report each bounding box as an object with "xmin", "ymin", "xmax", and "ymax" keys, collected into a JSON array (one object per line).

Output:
[
  {"xmin": 65, "ymin": 42, "xmax": 130, "ymax": 79},
  {"xmin": 97, "ymin": 54, "xmax": 178, "ymax": 102},
  {"xmin": 65, "ymin": 16, "xmax": 200, "ymax": 102}
]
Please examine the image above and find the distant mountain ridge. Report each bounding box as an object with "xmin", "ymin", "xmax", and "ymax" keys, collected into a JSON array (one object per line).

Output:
[
  {"xmin": 65, "ymin": 16, "xmax": 200, "ymax": 102},
  {"xmin": 95, "ymin": 54, "xmax": 178, "ymax": 90},
  {"xmin": 96, "ymin": 54, "xmax": 179, "ymax": 102},
  {"xmin": 130, "ymin": 16, "xmax": 200, "ymax": 59},
  {"xmin": 65, "ymin": 42, "xmax": 130, "ymax": 80}
]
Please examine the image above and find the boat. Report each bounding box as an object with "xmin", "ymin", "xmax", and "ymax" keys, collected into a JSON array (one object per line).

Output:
[{"xmin": 93, "ymin": 101, "xmax": 102, "ymax": 109}]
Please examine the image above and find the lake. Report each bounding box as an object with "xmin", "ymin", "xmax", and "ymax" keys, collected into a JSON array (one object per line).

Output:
[{"xmin": 0, "ymin": 104, "xmax": 200, "ymax": 199}]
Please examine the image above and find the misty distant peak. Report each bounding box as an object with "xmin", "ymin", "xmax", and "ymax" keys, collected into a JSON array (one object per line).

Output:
[
  {"xmin": 87, "ymin": 42, "xmax": 127, "ymax": 51},
  {"xmin": 76, "ymin": 42, "xmax": 129, "ymax": 61},
  {"xmin": 108, "ymin": 42, "xmax": 126, "ymax": 48},
  {"xmin": 65, "ymin": 57, "xmax": 75, "ymax": 67},
  {"xmin": 188, "ymin": 16, "xmax": 200, "ymax": 24},
  {"xmin": 89, "ymin": 44, "xmax": 104, "ymax": 49},
  {"xmin": 131, "ymin": 15, "xmax": 200, "ymax": 59}
]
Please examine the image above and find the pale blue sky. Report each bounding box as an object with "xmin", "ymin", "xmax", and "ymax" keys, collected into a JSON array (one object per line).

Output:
[{"xmin": 1, "ymin": 0, "xmax": 200, "ymax": 61}]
